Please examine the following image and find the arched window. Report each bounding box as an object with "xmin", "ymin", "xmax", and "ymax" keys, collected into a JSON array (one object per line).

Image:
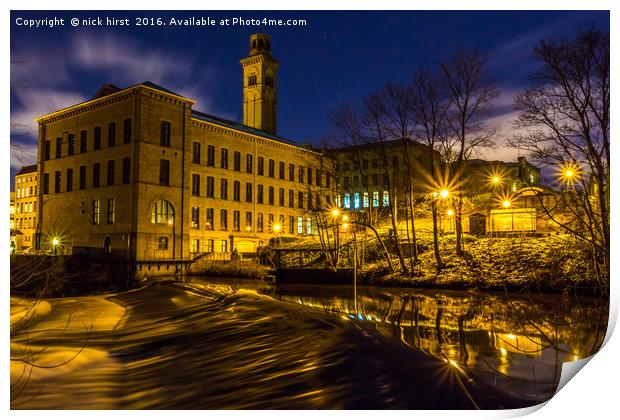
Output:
[{"xmin": 152, "ymin": 200, "xmax": 175, "ymax": 224}]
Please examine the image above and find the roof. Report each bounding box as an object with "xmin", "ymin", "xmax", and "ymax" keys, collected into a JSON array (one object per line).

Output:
[
  {"xmin": 16, "ymin": 164, "xmax": 37, "ymax": 176},
  {"xmin": 36, "ymin": 81, "xmax": 193, "ymax": 122},
  {"xmin": 463, "ymin": 159, "xmax": 505, "ymax": 166},
  {"xmin": 330, "ymin": 138, "xmax": 430, "ymax": 153},
  {"xmin": 191, "ymin": 110, "xmax": 307, "ymax": 149},
  {"xmin": 35, "ymin": 81, "xmax": 317, "ymax": 154}
]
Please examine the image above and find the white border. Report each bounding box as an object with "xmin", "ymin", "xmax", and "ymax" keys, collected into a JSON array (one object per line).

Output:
[{"xmin": 4, "ymin": 1, "xmax": 618, "ymax": 419}]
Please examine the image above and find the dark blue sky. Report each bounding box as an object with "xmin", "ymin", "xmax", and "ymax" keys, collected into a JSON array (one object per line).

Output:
[{"xmin": 10, "ymin": 10, "xmax": 609, "ymax": 187}]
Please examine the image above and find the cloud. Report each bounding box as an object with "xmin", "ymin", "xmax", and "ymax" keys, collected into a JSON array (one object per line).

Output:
[
  {"xmin": 71, "ymin": 33, "xmax": 196, "ymax": 85},
  {"xmin": 11, "ymin": 88, "xmax": 87, "ymax": 169},
  {"xmin": 10, "ymin": 32, "xmax": 229, "ymax": 169},
  {"xmin": 10, "ymin": 45, "xmax": 72, "ymax": 89}
]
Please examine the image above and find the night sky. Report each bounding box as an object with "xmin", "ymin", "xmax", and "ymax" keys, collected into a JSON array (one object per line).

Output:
[{"xmin": 10, "ymin": 10, "xmax": 609, "ymax": 188}]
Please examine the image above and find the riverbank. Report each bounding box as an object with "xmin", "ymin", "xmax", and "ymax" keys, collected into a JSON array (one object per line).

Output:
[
  {"xmin": 365, "ymin": 234, "xmax": 604, "ymax": 294},
  {"xmin": 185, "ymin": 234, "xmax": 605, "ymax": 295}
]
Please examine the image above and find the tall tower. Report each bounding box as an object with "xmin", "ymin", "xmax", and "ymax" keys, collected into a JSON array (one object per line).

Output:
[{"xmin": 240, "ymin": 33, "xmax": 279, "ymax": 135}]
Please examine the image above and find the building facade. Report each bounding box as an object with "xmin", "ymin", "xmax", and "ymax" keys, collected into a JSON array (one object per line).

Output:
[
  {"xmin": 13, "ymin": 164, "xmax": 38, "ymax": 251},
  {"xmin": 329, "ymin": 139, "xmax": 438, "ymax": 218},
  {"xmin": 35, "ymin": 34, "xmax": 333, "ymax": 261}
]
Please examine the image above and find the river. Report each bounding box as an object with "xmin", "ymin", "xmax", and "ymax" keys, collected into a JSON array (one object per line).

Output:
[{"xmin": 10, "ymin": 277, "xmax": 608, "ymax": 409}]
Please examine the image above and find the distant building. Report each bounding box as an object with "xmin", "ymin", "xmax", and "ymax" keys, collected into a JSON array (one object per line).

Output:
[
  {"xmin": 329, "ymin": 139, "xmax": 440, "ymax": 219},
  {"xmin": 442, "ymin": 157, "xmax": 558, "ymax": 235},
  {"xmin": 13, "ymin": 164, "xmax": 38, "ymax": 251},
  {"xmin": 10, "ymin": 191, "xmax": 15, "ymax": 230},
  {"xmin": 459, "ymin": 156, "xmax": 541, "ymax": 196},
  {"xmin": 34, "ymin": 33, "xmax": 333, "ymax": 262}
]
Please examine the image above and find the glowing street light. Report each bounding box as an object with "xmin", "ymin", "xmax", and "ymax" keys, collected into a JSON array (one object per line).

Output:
[
  {"xmin": 342, "ymin": 222, "xmax": 349, "ymax": 231},
  {"xmin": 52, "ymin": 238, "xmax": 60, "ymax": 246},
  {"xmin": 342, "ymin": 215, "xmax": 349, "ymax": 222},
  {"xmin": 492, "ymin": 176, "xmax": 501, "ymax": 184},
  {"xmin": 439, "ymin": 189, "xmax": 449, "ymax": 199},
  {"xmin": 272, "ymin": 223, "xmax": 281, "ymax": 233},
  {"xmin": 331, "ymin": 208, "xmax": 340, "ymax": 218},
  {"xmin": 558, "ymin": 162, "xmax": 581, "ymax": 186},
  {"xmin": 447, "ymin": 209, "xmax": 454, "ymax": 217},
  {"xmin": 502, "ymin": 200, "xmax": 511, "ymax": 208}
]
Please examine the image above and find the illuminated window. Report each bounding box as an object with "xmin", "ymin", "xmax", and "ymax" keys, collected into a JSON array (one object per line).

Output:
[
  {"xmin": 107, "ymin": 198, "xmax": 115, "ymax": 224},
  {"xmin": 92, "ymin": 199, "xmax": 100, "ymax": 225},
  {"xmin": 353, "ymin": 192, "xmax": 360, "ymax": 209},
  {"xmin": 344, "ymin": 193, "xmax": 351, "ymax": 209},
  {"xmin": 191, "ymin": 207, "xmax": 200, "ymax": 228},
  {"xmin": 490, "ymin": 208, "xmax": 536, "ymax": 232},
  {"xmin": 257, "ymin": 213, "xmax": 264, "ymax": 232},
  {"xmin": 190, "ymin": 239, "xmax": 199, "ymax": 254},
  {"xmin": 372, "ymin": 191, "xmax": 379, "ymax": 208},
  {"xmin": 152, "ymin": 200, "xmax": 174, "ymax": 224},
  {"xmin": 297, "ymin": 217, "xmax": 303, "ymax": 234},
  {"xmin": 306, "ymin": 218, "xmax": 312, "ymax": 235},
  {"xmin": 363, "ymin": 192, "xmax": 369, "ymax": 208},
  {"xmin": 206, "ymin": 208, "xmax": 214, "ymax": 230},
  {"xmin": 382, "ymin": 191, "xmax": 390, "ymax": 206},
  {"xmin": 233, "ymin": 210, "xmax": 241, "ymax": 231}
]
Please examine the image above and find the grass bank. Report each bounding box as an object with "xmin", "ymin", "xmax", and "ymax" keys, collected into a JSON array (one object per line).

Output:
[
  {"xmin": 187, "ymin": 259, "xmax": 271, "ymax": 280},
  {"xmin": 363, "ymin": 234, "xmax": 604, "ymax": 294}
]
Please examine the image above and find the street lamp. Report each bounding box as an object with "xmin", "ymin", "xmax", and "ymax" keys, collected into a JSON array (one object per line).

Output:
[
  {"xmin": 502, "ymin": 200, "xmax": 511, "ymax": 208},
  {"xmin": 447, "ymin": 209, "xmax": 454, "ymax": 217},
  {"xmin": 52, "ymin": 237, "xmax": 60, "ymax": 255},
  {"xmin": 331, "ymin": 208, "xmax": 340, "ymax": 218},
  {"xmin": 558, "ymin": 162, "xmax": 581, "ymax": 187},
  {"xmin": 440, "ymin": 189, "xmax": 449, "ymax": 199},
  {"xmin": 168, "ymin": 217, "xmax": 175, "ymax": 259}
]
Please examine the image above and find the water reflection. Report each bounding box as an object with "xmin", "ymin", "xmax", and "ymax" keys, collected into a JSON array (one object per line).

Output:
[
  {"xmin": 11, "ymin": 277, "xmax": 607, "ymax": 409},
  {"xmin": 203, "ymin": 278, "xmax": 608, "ymax": 405}
]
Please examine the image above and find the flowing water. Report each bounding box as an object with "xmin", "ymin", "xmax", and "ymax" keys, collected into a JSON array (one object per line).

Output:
[{"xmin": 10, "ymin": 277, "xmax": 608, "ymax": 409}]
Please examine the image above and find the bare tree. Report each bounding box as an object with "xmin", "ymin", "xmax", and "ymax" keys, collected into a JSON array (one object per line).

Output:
[
  {"xmin": 326, "ymin": 102, "xmax": 399, "ymax": 273},
  {"xmin": 441, "ymin": 50, "xmax": 499, "ymax": 256},
  {"xmin": 409, "ymin": 69, "xmax": 452, "ymax": 270},
  {"xmin": 363, "ymin": 92, "xmax": 409, "ymax": 272},
  {"xmin": 382, "ymin": 83, "xmax": 419, "ymax": 270},
  {"xmin": 511, "ymin": 29, "xmax": 610, "ymax": 287}
]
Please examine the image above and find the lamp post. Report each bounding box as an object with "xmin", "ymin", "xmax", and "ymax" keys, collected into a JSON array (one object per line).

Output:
[
  {"xmin": 272, "ymin": 222, "xmax": 281, "ymax": 247},
  {"xmin": 435, "ymin": 189, "xmax": 450, "ymax": 238},
  {"xmin": 168, "ymin": 217, "xmax": 175, "ymax": 259},
  {"xmin": 342, "ymin": 217, "xmax": 357, "ymax": 316}
]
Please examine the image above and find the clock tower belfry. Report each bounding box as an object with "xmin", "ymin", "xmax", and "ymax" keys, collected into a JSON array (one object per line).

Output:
[{"xmin": 240, "ymin": 33, "xmax": 279, "ymax": 135}]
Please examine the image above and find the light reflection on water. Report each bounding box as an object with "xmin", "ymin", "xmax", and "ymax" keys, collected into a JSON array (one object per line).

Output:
[
  {"xmin": 10, "ymin": 277, "xmax": 607, "ymax": 410},
  {"xmin": 197, "ymin": 278, "xmax": 608, "ymax": 405}
]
